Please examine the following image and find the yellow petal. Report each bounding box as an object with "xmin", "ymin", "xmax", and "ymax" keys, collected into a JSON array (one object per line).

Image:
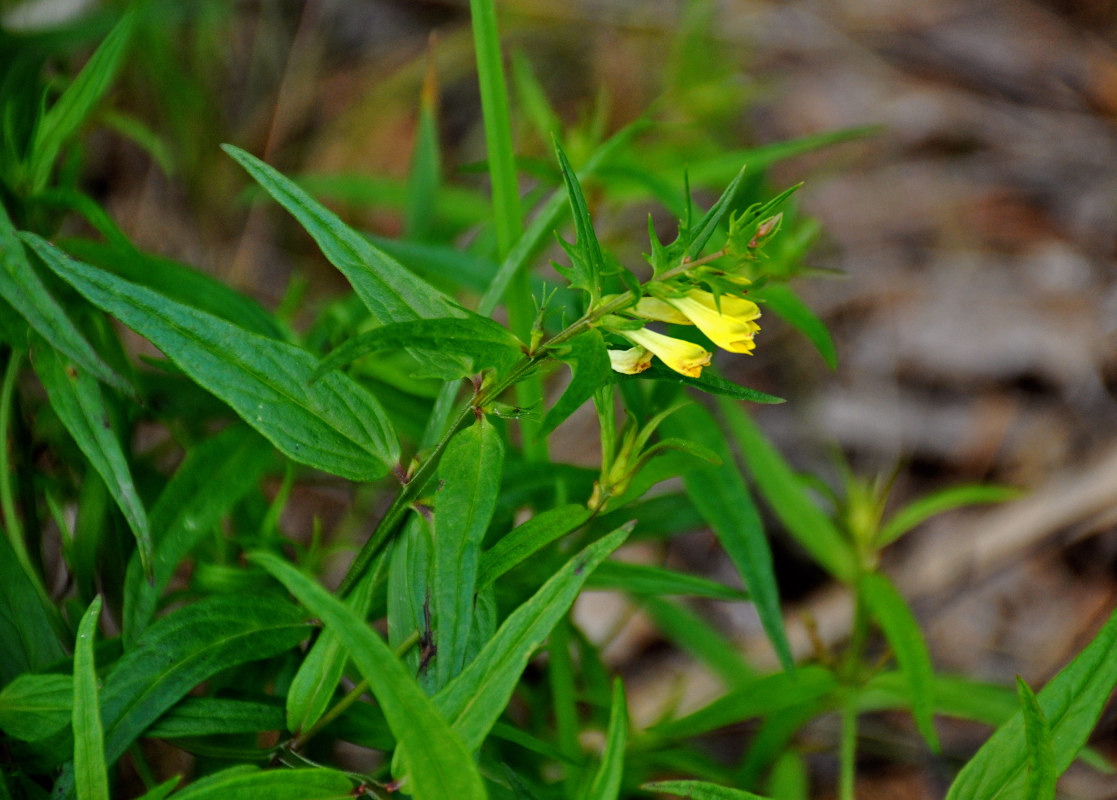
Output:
[
  {"xmin": 620, "ymin": 328, "xmax": 711, "ymax": 378},
  {"xmin": 607, "ymin": 347, "xmax": 653, "ymax": 374},
  {"xmin": 666, "ymin": 289, "xmax": 761, "ymax": 354},
  {"xmin": 630, "ymin": 297, "xmax": 692, "ymax": 325}
]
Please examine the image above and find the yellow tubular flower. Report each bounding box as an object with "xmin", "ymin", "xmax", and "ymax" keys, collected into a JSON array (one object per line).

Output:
[
  {"xmin": 607, "ymin": 346, "xmax": 654, "ymax": 374},
  {"xmin": 620, "ymin": 327, "xmax": 711, "ymax": 378},
  {"xmin": 630, "ymin": 297, "xmax": 692, "ymax": 325},
  {"xmin": 666, "ymin": 289, "xmax": 761, "ymax": 354}
]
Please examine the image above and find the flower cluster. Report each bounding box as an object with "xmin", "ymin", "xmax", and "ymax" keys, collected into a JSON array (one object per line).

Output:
[{"xmin": 604, "ymin": 287, "xmax": 761, "ymax": 378}]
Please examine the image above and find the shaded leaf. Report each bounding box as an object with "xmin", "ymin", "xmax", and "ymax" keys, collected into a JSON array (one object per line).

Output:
[
  {"xmin": 588, "ymin": 561, "xmax": 747, "ymax": 601},
  {"xmin": 642, "ymin": 780, "xmax": 772, "ymax": 800},
  {"xmin": 171, "ymin": 767, "xmax": 353, "ymax": 800},
  {"xmin": 624, "ymin": 363, "xmax": 782, "ymax": 404},
  {"xmin": 582, "ymin": 679, "xmax": 627, "ymax": 800},
  {"xmin": 146, "ymin": 698, "xmax": 284, "ymax": 739},
  {"xmin": 0, "ymin": 673, "xmax": 72, "ymax": 741}
]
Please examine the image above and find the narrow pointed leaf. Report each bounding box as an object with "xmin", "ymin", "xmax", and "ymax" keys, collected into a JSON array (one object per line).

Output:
[
  {"xmin": 664, "ymin": 403, "xmax": 793, "ymax": 672},
  {"xmin": 878, "ymin": 484, "xmax": 1022, "ymax": 548},
  {"xmin": 0, "ymin": 536, "xmax": 66, "ymax": 683},
  {"xmin": 625, "ymin": 364, "xmax": 783, "ymax": 404},
  {"xmin": 684, "ymin": 163, "xmax": 748, "ymax": 261},
  {"xmin": 0, "ymin": 206, "xmax": 129, "ymax": 394},
  {"xmin": 171, "ymin": 767, "xmax": 354, "ymax": 800},
  {"xmin": 0, "ymin": 674, "xmax": 72, "ymax": 741},
  {"xmin": 583, "ymin": 679, "xmax": 627, "ymax": 800},
  {"xmin": 541, "ymin": 329, "xmax": 611, "ymax": 435},
  {"xmin": 476, "ymin": 505, "xmax": 592, "ymax": 591},
  {"xmin": 588, "ymin": 562, "xmax": 748, "ymax": 601},
  {"xmin": 1016, "ymin": 677, "xmax": 1056, "ymax": 800},
  {"xmin": 946, "ymin": 606, "xmax": 1117, "ymax": 799},
  {"xmin": 719, "ymin": 398, "xmax": 856, "ymax": 582},
  {"xmin": 643, "ymin": 780, "xmax": 773, "ymax": 800},
  {"xmin": 249, "ymin": 552, "xmax": 487, "ymax": 800},
  {"xmin": 146, "ymin": 698, "xmax": 284, "ymax": 739},
  {"xmin": 23, "ymin": 234, "xmax": 399, "ymax": 481},
  {"xmin": 73, "ymin": 596, "xmax": 108, "ymax": 800},
  {"xmin": 433, "ymin": 419, "xmax": 504, "ymax": 689},
  {"xmin": 554, "ymin": 140, "xmax": 604, "ymax": 301},
  {"xmin": 860, "ymin": 572, "xmax": 939, "ymax": 751},
  {"xmin": 434, "ymin": 525, "xmax": 631, "ymax": 752}
]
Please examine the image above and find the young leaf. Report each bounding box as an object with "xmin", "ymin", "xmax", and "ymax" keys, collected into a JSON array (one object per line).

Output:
[
  {"xmin": 99, "ymin": 594, "xmax": 313, "ymax": 766},
  {"xmin": 877, "ymin": 484, "xmax": 1022, "ymax": 548},
  {"xmin": 751, "ymin": 283, "xmax": 836, "ymax": 370},
  {"xmin": 946, "ymin": 606, "xmax": 1117, "ymax": 799},
  {"xmin": 859, "ymin": 572, "xmax": 939, "ymax": 752},
  {"xmin": 588, "ymin": 562, "xmax": 748, "ymax": 602},
  {"xmin": 0, "ymin": 673, "xmax": 72, "ymax": 741},
  {"xmin": 663, "ymin": 403, "xmax": 793, "ymax": 672},
  {"xmin": 476, "ymin": 504, "xmax": 593, "ymax": 591},
  {"xmin": 1016, "ymin": 677, "xmax": 1056, "ymax": 800},
  {"xmin": 554, "ymin": 140, "xmax": 605, "ymax": 302},
  {"xmin": 249, "ymin": 553, "xmax": 487, "ymax": 800},
  {"xmin": 718, "ymin": 398, "xmax": 857, "ymax": 583},
  {"xmin": 0, "ymin": 206, "xmax": 129, "ymax": 395},
  {"xmin": 27, "ymin": 10, "xmax": 136, "ymax": 193},
  {"xmin": 433, "ymin": 525, "xmax": 631, "ymax": 752},
  {"xmin": 23, "ymin": 234, "xmax": 400, "ymax": 481},
  {"xmin": 169, "ymin": 767, "xmax": 354, "ymax": 800},
  {"xmin": 433, "ymin": 418, "xmax": 504, "ymax": 689},
  {"xmin": 541, "ymin": 329, "xmax": 612, "ymax": 435},
  {"xmin": 122, "ymin": 425, "xmax": 273, "ymax": 647},
  {"xmin": 642, "ymin": 780, "xmax": 773, "ymax": 800},
  {"xmin": 222, "ymin": 144, "xmax": 462, "ymax": 325},
  {"xmin": 582, "ymin": 679, "xmax": 627, "ymax": 800},
  {"xmin": 30, "ymin": 335, "xmax": 153, "ymax": 579},
  {"xmin": 311, "ymin": 316, "xmax": 524, "ymax": 383},
  {"xmin": 73, "ymin": 596, "xmax": 108, "ymax": 800}
]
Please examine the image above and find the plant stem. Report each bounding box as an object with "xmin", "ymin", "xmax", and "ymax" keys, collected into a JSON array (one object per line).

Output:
[{"xmin": 839, "ymin": 698, "xmax": 858, "ymax": 800}]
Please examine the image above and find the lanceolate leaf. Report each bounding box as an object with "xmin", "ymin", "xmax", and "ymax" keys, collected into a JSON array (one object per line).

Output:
[
  {"xmin": 30, "ymin": 336, "xmax": 153, "ymax": 579},
  {"xmin": 1016, "ymin": 677, "xmax": 1056, "ymax": 800},
  {"xmin": 0, "ymin": 205, "xmax": 129, "ymax": 395},
  {"xmin": 222, "ymin": 144, "xmax": 461, "ymax": 325},
  {"xmin": 434, "ymin": 525, "xmax": 631, "ymax": 752},
  {"xmin": 23, "ymin": 234, "xmax": 399, "ymax": 481},
  {"xmin": 626, "ymin": 364, "xmax": 782, "ymax": 404},
  {"xmin": 684, "ymin": 164, "xmax": 749, "ymax": 262},
  {"xmin": 664, "ymin": 403, "xmax": 793, "ymax": 672},
  {"xmin": 311, "ymin": 316, "xmax": 523, "ymax": 383},
  {"xmin": 433, "ymin": 419, "xmax": 504, "ymax": 690},
  {"xmin": 122, "ymin": 425, "xmax": 274, "ymax": 647},
  {"xmin": 859, "ymin": 572, "xmax": 939, "ymax": 752},
  {"xmin": 946, "ymin": 606, "xmax": 1117, "ymax": 799},
  {"xmin": 587, "ymin": 562, "xmax": 748, "ymax": 602},
  {"xmin": 99, "ymin": 594, "xmax": 313, "ymax": 765},
  {"xmin": 877, "ymin": 484, "xmax": 1022, "ymax": 548},
  {"xmin": 541, "ymin": 329, "xmax": 612, "ymax": 435},
  {"xmin": 642, "ymin": 780, "xmax": 773, "ymax": 800},
  {"xmin": 0, "ymin": 673, "xmax": 72, "ymax": 741},
  {"xmin": 170, "ymin": 767, "xmax": 354, "ymax": 800},
  {"xmin": 249, "ymin": 553, "xmax": 486, "ymax": 800},
  {"xmin": 583, "ymin": 679, "xmax": 627, "ymax": 800},
  {"xmin": 72, "ymin": 596, "xmax": 108, "ymax": 800},
  {"xmin": 554, "ymin": 140, "xmax": 605, "ymax": 302},
  {"xmin": 476, "ymin": 505, "xmax": 593, "ymax": 591},
  {"xmin": 146, "ymin": 698, "xmax": 285, "ymax": 739},
  {"xmin": 0, "ymin": 535, "xmax": 66, "ymax": 685}
]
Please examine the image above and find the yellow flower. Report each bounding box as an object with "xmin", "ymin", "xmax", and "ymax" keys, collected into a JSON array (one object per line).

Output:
[
  {"xmin": 666, "ymin": 289, "xmax": 761, "ymax": 354},
  {"xmin": 620, "ymin": 327, "xmax": 711, "ymax": 378},
  {"xmin": 630, "ymin": 296, "xmax": 691, "ymax": 325},
  {"xmin": 607, "ymin": 346, "xmax": 654, "ymax": 374}
]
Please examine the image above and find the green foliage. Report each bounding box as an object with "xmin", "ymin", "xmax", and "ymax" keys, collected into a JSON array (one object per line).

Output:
[{"xmin": 1, "ymin": 4, "xmax": 1103, "ymax": 799}]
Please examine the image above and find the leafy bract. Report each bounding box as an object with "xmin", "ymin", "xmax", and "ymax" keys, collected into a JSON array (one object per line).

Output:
[
  {"xmin": 541, "ymin": 329, "xmax": 612, "ymax": 435},
  {"xmin": 23, "ymin": 234, "xmax": 399, "ymax": 481},
  {"xmin": 249, "ymin": 553, "xmax": 486, "ymax": 800},
  {"xmin": 554, "ymin": 140, "xmax": 605, "ymax": 302}
]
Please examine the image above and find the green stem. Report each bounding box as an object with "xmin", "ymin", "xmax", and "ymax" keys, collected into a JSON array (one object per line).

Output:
[{"xmin": 839, "ymin": 698, "xmax": 857, "ymax": 800}]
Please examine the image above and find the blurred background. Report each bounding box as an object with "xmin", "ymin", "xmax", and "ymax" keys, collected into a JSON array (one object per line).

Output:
[{"xmin": 5, "ymin": 0, "xmax": 1117, "ymax": 796}]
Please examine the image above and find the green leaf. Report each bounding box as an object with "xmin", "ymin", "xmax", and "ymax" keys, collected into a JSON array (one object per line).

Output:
[
  {"xmin": 30, "ymin": 335, "xmax": 153, "ymax": 578},
  {"xmin": 877, "ymin": 484, "xmax": 1022, "ymax": 548},
  {"xmin": 73, "ymin": 596, "xmax": 108, "ymax": 800},
  {"xmin": 286, "ymin": 552, "xmax": 383, "ymax": 734},
  {"xmin": 23, "ymin": 234, "xmax": 400, "ymax": 481},
  {"xmin": 512, "ymin": 51, "xmax": 564, "ymax": 148},
  {"xmin": 684, "ymin": 163, "xmax": 749, "ymax": 262},
  {"xmin": 752, "ymin": 283, "xmax": 836, "ymax": 370},
  {"xmin": 0, "ymin": 534, "xmax": 66, "ymax": 685},
  {"xmin": 664, "ymin": 403, "xmax": 793, "ymax": 672},
  {"xmin": 582, "ymin": 679, "xmax": 627, "ymax": 800},
  {"xmin": 625, "ymin": 363, "xmax": 783, "ymax": 404},
  {"xmin": 145, "ymin": 698, "xmax": 284, "ymax": 739},
  {"xmin": 476, "ymin": 505, "xmax": 592, "ymax": 591},
  {"xmin": 27, "ymin": 10, "xmax": 136, "ymax": 193},
  {"xmin": 222, "ymin": 144, "xmax": 461, "ymax": 325},
  {"xmin": 1016, "ymin": 677, "xmax": 1056, "ymax": 800},
  {"xmin": 312, "ymin": 316, "xmax": 523, "ymax": 383},
  {"xmin": 170, "ymin": 767, "xmax": 354, "ymax": 800},
  {"xmin": 946, "ymin": 606, "xmax": 1117, "ymax": 799},
  {"xmin": 719, "ymin": 398, "xmax": 857, "ymax": 583},
  {"xmin": 541, "ymin": 329, "xmax": 612, "ymax": 435},
  {"xmin": 99, "ymin": 594, "xmax": 312, "ymax": 765},
  {"xmin": 406, "ymin": 59, "xmax": 441, "ymax": 241},
  {"xmin": 554, "ymin": 140, "xmax": 605, "ymax": 301},
  {"xmin": 249, "ymin": 552, "xmax": 487, "ymax": 800},
  {"xmin": 588, "ymin": 562, "xmax": 748, "ymax": 601},
  {"xmin": 0, "ymin": 205, "xmax": 129, "ymax": 395},
  {"xmin": 433, "ymin": 525, "xmax": 631, "ymax": 752},
  {"xmin": 122, "ymin": 425, "xmax": 273, "ymax": 647},
  {"xmin": 0, "ymin": 673, "xmax": 72, "ymax": 741},
  {"xmin": 859, "ymin": 572, "xmax": 939, "ymax": 752},
  {"xmin": 433, "ymin": 419, "xmax": 504, "ymax": 690},
  {"xmin": 134, "ymin": 776, "xmax": 181, "ymax": 800},
  {"xmin": 652, "ymin": 666, "xmax": 838, "ymax": 739},
  {"xmin": 641, "ymin": 780, "xmax": 773, "ymax": 800}
]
